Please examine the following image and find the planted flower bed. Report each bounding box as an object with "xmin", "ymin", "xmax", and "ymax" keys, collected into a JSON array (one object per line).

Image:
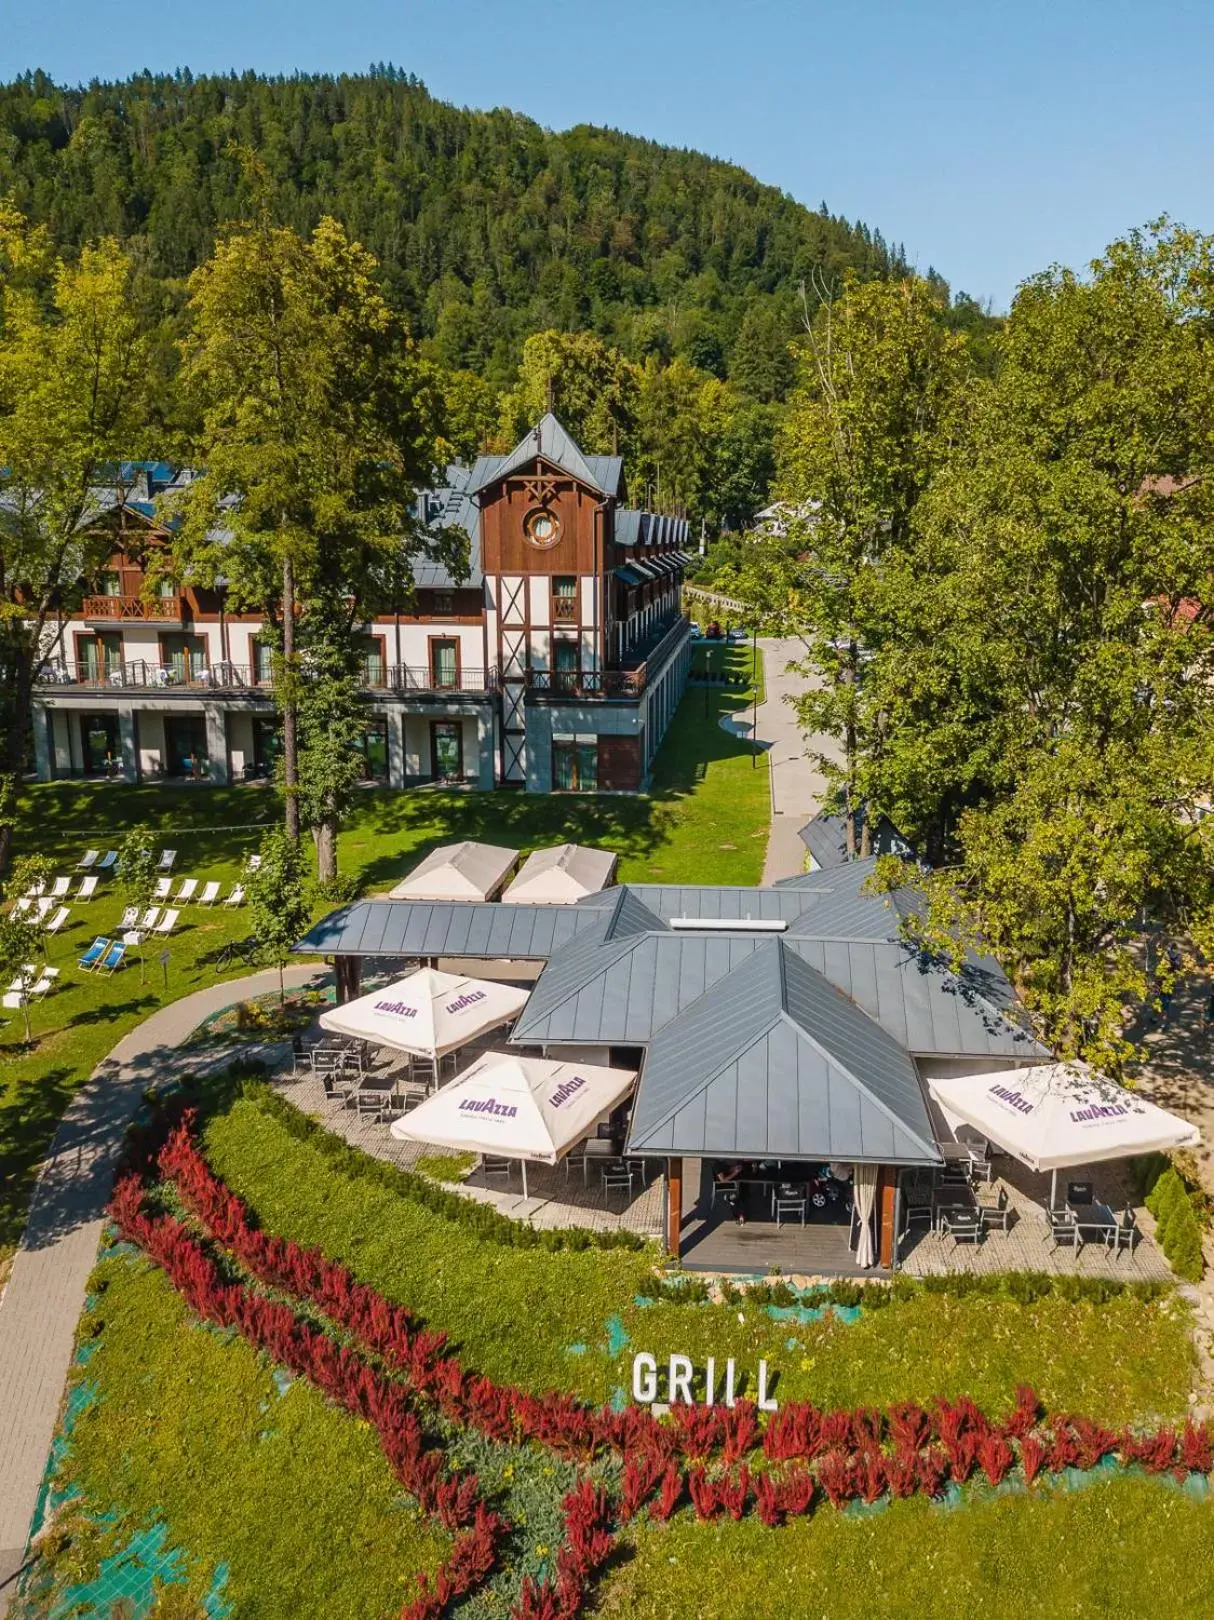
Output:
[{"xmin": 104, "ymin": 1103, "xmax": 1214, "ymax": 1619}]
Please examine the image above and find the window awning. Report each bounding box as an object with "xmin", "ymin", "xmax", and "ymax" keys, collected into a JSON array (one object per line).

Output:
[
  {"xmin": 614, "ymin": 565, "xmax": 645, "ymax": 588},
  {"xmin": 629, "ymin": 560, "xmax": 661, "ymax": 582}
]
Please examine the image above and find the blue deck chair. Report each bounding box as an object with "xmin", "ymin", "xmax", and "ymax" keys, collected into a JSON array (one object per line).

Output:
[
  {"xmin": 97, "ymin": 939, "xmax": 126, "ymax": 974},
  {"xmin": 78, "ymin": 936, "xmax": 110, "ymax": 972}
]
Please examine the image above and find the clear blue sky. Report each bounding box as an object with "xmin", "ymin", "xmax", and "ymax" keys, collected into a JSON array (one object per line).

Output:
[{"xmin": 5, "ymin": 0, "xmax": 1211, "ymax": 311}]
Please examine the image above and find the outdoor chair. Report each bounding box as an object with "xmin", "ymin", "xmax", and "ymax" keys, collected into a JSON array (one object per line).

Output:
[
  {"xmin": 152, "ymin": 908, "xmax": 179, "ymax": 936},
  {"xmin": 198, "ymin": 881, "xmax": 220, "ymax": 905},
  {"xmin": 903, "ymin": 1199, "xmax": 935, "ymax": 1236},
  {"xmin": 119, "ymin": 905, "xmax": 141, "ymax": 931},
  {"xmin": 11, "ymin": 898, "xmax": 32, "ymax": 918},
  {"xmin": 174, "ymin": 878, "xmax": 198, "ymax": 904},
  {"xmin": 245, "ymin": 853, "xmax": 262, "ymax": 874},
  {"xmin": 49, "ymin": 876, "xmax": 71, "ymax": 900},
  {"xmin": 139, "ymin": 906, "xmax": 162, "ymax": 931},
  {"xmin": 354, "ymin": 1083, "xmax": 389, "ymax": 1122},
  {"xmin": 34, "ymin": 898, "xmax": 54, "ymax": 922},
  {"xmin": 224, "ymin": 883, "xmax": 246, "ymax": 907},
  {"xmin": 941, "ymin": 1209, "xmax": 985, "ymax": 1247},
  {"xmin": 97, "ymin": 940, "xmax": 126, "ymax": 974},
  {"xmin": 28, "ymin": 974, "xmax": 54, "ymax": 998},
  {"xmin": 480, "ymin": 1155, "xmax": 512, "ymax": 1184},
  {"xmin": 97, "ymin": 851, "xmax": 118, "ymax": 873},
  {"xmin": 977, "ymin": 1186, "xmax": 1014, "ymax": 1233},
  {"xmin": 25, "ymin": 878, "xmax": 47, "ymax": 897},
  {"xmin": 156, "ymin": 849, "xmax": 177, "ymax": 871},
  {"xmin": 77, "ymin": 849, "xmax": 100, "ymax": 871},
  {"xmin": 76, "ymin": 875, "xmax": 99, "ymax": 901},
  {"xmin": 153, "ymin": 878, "xmax": 173, "ymax": 901},
  {"xmin": 78, "ymin": 936, "xmax": 111, "ymax": 972},
  {"xmin": 601, "ymin": 1162, "xmax": 635, "ymax": 1199},
  {"xmin": 320, "ymin": 1074, "xmax": 351, "ymax": 1106},
  {"xmin": 2, "ymin": 991, "xmax": 25, "ymax": 1012},
  {"xmin": 43, "ymin": 906, "xmax": 70, "ymax": 939},
  {"xmin": 774, "ymin": 1185, "xmax": 808, "ymax": 1228},
  {"xmin": 1047, "ymin": 1209, "xmax": 1083, "ymax": 1252},
  {"xmin": 1108, "ymin": 1207, "xmax": 1139, "ymax": 1257}
]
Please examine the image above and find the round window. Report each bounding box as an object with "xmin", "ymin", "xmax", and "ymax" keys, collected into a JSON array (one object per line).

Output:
[{"xmin": 524, "ymin": 507, "xmax": 562, "ymax": 549}]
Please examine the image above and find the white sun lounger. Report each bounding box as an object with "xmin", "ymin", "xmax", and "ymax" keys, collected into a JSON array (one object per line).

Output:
[
  {"xmin": 44, "ymin": 906, "xmax": 70, "ymax": 937},
  {"xmin": 97, "ymin": 850, "xmax": 118, "ymax": 873},
  {"xmin": 224, "ymin": 883, "xmax": 246, "ymax": 907},
  {"xmin": 245, "ymin": 853, "xmax": 262, "ymax": 873},
  {"xmin": 77, "ymin": 849, "xmax": 100, "ymax": 871},
  {"xmin": 34, "ymin": 897, "xmax": 54, "ymax": 921},
  {"xmin": 153, "ymin": 877, "xmax": 172, "ymax": 901},
  {"xmin": 152, "ymin": 908, "xmax": 179, "ymax": 936},
  {"xmin": 198, "ymin": 881, "xmax": 220, "ymax": 905},
  {"xmin": 157, "ymin": 849, "xmax": 177, "ymax": 872},
  {"xmin": 174, "ymin": 878, "xmax": 198, "ymax": 903},
  {"xmin": 139, "ymin": 906, "xmax": 162, "ymax": 931},
  {"xmin": 49, "ymin": 876, "xmax": 71, "ymax": 899},
  {"xmin": 11, "ymin": 898, "xmax": 31, "ymax": 918},
  {"xmin": 119, "ymin": 905, "xmax": 141, "ymax": 931},
  {"xmin": 25, "ymin": 878, "xmax": 46, "ymax": 897},
  {"xmin": 77, "ymin": 875, "xmax": 99, "ymax": 900}
]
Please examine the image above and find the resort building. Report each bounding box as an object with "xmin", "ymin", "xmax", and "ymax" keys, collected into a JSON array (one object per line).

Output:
[
  {"xmin": 295, "ymin": 855, "xmax": 1056, "ymax": 1272},
  {"xmin": 28, "ymin": 415, "xmax": 692, "ymax": 794}
]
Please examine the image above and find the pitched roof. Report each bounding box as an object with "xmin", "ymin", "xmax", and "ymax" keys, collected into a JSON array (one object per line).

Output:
[
  {"xmin": 292, "ymin": 898, "xmax": 605, "ymax": 960},
  {"xmin": 626, "ymin": 941, "xmax": 940, "ymax": 1163},
  {"xmin": 797, "ymin": 810, "xmax": 916, "ymax": 869},
  {"xmin": 467, "ymin": 413, "xmax": 622, "ymax": 498}
]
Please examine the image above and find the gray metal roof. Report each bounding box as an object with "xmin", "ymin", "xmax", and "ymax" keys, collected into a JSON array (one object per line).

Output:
[
  {"xmin": 414, "ymin": 466, "xmax": 483, "ymax": 589},
  {"xmin": 292, "ymin": 899, "xmax": 605, "ymax": 960},
  {"xmin": 626, "ymin": 941, "xmax": 941, "ymax": 1163},
  {"xmin": 616, "ymin": 883, "xmax": 827, "ymax": 925},
  {"xmin": 614, "ymin": 509, "xmax": 643, "ymax": 547},
  {"xmin": 466, "ymin": 414, "xmax": 622, "ymax": 498},
  {"xmin": 796, "ymin": 810, "xmax": 915, "ymax": 869}
]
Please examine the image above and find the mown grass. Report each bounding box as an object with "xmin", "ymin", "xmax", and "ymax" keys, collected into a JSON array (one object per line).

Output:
[
  {"xmin": 600, "ymin": 1479, "xmax": 1214, "ymax": 1619},
  {"xmin": 54, "ymin": 1251, "xmax": 450, "ymax": 1619},
  {"xmin": 1, "ymin": 674, "xmax": 768, "ymax": 1265},
  {"xmin": 203, "ymin": 1094, "xmax": 1195, "ymax": 1424}
]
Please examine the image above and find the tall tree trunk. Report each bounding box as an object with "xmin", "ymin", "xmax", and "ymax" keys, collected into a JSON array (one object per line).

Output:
[
  {"xmin": 313, "ymin": 817, "xmax": 337, "ymax": 884},
  {"xmin": 281, "ymin": 553, "xmax": 300, "ymax": 841},
  {"xmin": 0, "ymin": 645, "xmax": 36, "ymax": 873}
]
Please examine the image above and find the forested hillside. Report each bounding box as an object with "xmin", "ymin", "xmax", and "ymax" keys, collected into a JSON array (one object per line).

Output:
[{"xmin": 0, "ymin": 66, "xmax": 909, "ymax": 390}]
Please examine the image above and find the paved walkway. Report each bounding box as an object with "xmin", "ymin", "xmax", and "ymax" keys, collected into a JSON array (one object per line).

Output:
[
  {"xmin": 753, "ymin": 637, "xmax": 841, "ymax": 883},
  {"xmin": 0, "ymin": 964, "xmax": 326, "ymax": 1614}
]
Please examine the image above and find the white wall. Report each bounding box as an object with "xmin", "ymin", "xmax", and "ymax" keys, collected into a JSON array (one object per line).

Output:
[{"xmin": 137, "ymin": 711, "xmax": 166, "ymax": 778}]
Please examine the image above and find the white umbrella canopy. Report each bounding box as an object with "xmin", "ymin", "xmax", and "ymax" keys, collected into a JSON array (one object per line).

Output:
[
  {"xmin": 388, "ymin": 841, "xmax": 519, "ymax": 902},
  {"xmin": 319, "ymin": 968, "xmax": 530, "ymax": 1059},
  {"xmin": 389, "ymin": 1050, "xmax": 638, "ymax": 1168},
  {"xmin": 501, "ymin": 843, "xmax": 618, "ymax": 905},
  {"xmin": 927, "ymin": 1063, "xmax": 1200, "ymax": 1173}
]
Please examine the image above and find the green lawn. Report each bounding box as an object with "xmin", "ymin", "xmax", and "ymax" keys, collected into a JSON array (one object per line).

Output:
[
  {"xmin": 204, "ymin": 1091, "xmax": 1194, "ymax": 1424},
  {"xmin": 1, "ymin": 674, "xmax": 769, "ymax": 1267},
  {"xmin": 600, "ymin": 1479, "xmax": 1214, "ymax": 1620},
  {"xmin": 51, "ymin": 1251, "xmax": 450, "ymax": 1618}
]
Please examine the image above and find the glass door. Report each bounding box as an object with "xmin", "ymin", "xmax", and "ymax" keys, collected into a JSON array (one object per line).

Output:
[
  {"xmin": 430, "ymin": 639, "xmax": 459, "ymax": 689},
  {"xmin": 430, "ymin": 720, "xmax": 463, "ymax": 781},
  {"xmin": 552, "ymin": 637, "xmax": 580, "ymax": 695},
  {"xmin": 160, "ymin": 634, "xmax": 207, "ymax": 684}
]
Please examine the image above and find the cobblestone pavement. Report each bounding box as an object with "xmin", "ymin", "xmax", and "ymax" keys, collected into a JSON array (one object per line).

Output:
[
  {"xmin": 0, "ymin": 964, "xmax": 327, "ymax": 1615},
  {"xmin": 754, "ymin": 637, "xmax": 841, "ymax": 884}
]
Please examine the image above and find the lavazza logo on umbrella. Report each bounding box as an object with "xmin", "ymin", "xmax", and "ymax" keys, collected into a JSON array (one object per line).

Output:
[
  {"xmin": 374, "ymin": 1000, "xmax": 418, "ymax": 1019},
  {"xmin": 547, "ymin": 1076, "xmax": 586, "ymax": 1109},
  {"xmin": 446, "ymin": 990, "xmax": 488, "ymax": 1015},
  {"xmin": 458, "ymin": 1096, "xmax": 518, "ymax": 1118},
  {"xmin": 989, "ymin": 1084, "xmax": 1034, "ymax": 1114}
]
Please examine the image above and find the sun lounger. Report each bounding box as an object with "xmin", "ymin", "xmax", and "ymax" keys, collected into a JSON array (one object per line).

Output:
[
  {"xmin": 96, "ymin": 940, "xmax": 126, "ymax": 974},
  {"xmin": 139, "ymin": 906, "xmax": 161, "ymax": 931},
  {"xmin": 245, "ymin": 853, "xmax": 262, "ymax": 873},
  {"xmin": 28, "ymin": 974, "xmax": 55, "ymax": 998},
  {"xmin": 97, "ymin": 850, "xmax": 118, "ymax": 872},
  {"xmin": 153, "ymin": 877, "xmax": 172, "ymax": 901},
  {"xmin": 34, "ymin": 897, "xmax": 53, "ymax": 921},
  {"xmin": 156, "ymin": 849, "xmax": 177, "ymax": 872},
  {"xmin": 119, "ymin": 906, "xmax": 141, "ymax": 931},
  {"xmin": 224, "ymin": 883, "xmax": 246, "ymax": 907},
  {"xmin": 198, "ymin": 881, "xmax": 220, "ymax": 905},
  {"xmin": 2, "ymin": 991, "xmax": 24, "ymax": 1011},
  {"xmin": 43, "ymin": 906, "xmax": 70, "ymax": 937},
  {"xmin": 11, "ymin": 897, "xmax": 32, "ymax": 917},
  {"xmin": 25, "ymin": 878, "xmax": 46, "ymax": 897},
  {"xmin": 174, "ymin": 878, "xmax": 198, "ymax": 903},
  {"xmin": 77, "ymin": 875, "xmax": 99, "ymax": 901},
  {"xmin": 77, "ymin": 849, "xmax": 100, "ymax": 871},
  {"xmin": 49, "ymin": 876, "xmax": 71, "ymax": 899},
  {"xmin": 40, "ymin": 965, "xmax": 60, "ymax": 980},
  {"xmin": 152, "ymin": 908, "xmax": 179, "ymax": 936},
  {"xmin": 78, "ymin": 936, "xmax": 110, "ymax": 971}
]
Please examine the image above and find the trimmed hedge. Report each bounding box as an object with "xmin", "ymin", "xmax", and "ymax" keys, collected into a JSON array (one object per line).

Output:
[
  {"xmin": 639, "ymin": 1270, "xmax": 1168, "ymax": 1312},
  {"xmin": 1146, "ymin": 1167, "xmax": 1205, "ymax": 1284}
]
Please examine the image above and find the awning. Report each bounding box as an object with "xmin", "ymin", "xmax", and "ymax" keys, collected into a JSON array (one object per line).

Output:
[
  {"xmin": 629, "ymin": 560, "xmax": 661, "ymax": 582},
  {"xmin": 502, "ymin": 843, "xmax": 618, "ymax": 905},
  {"xmin": 614, "ymin": 565, "xmax": 645, "ymax": 588},
  {"xmin": 388, "ymin": 841, "xmax": 519, "ymax": 902},
  {"xmin": 389, "ymin": 1050, "xmax": 637, "ymax": 1168},
  {"xmin": 319, "ymin": 967, "xmax": 530, "ymax": 1059},
  {"xmin": 926, "ymin": 1063, "xmax": 1200, "ymax": 1172}
]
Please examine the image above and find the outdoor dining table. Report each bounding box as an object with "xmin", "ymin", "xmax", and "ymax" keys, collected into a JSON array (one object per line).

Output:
[{"xmin": 1066, "ymin": 1201, "xmax": 1132, "ymax": 1252}]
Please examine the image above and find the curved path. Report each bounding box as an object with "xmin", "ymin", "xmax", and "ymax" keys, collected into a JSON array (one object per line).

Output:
[{"xmin": 0, "ymin": 963, "xmax": 327, "ymax": 1612}]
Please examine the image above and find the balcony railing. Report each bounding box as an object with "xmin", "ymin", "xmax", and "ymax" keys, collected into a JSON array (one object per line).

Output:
[
  {"xmin": 527, "ymin": 616, "xmax": 690, "ymax": 702},
  {"xmin": 82, "ymin": 593, "xmax": 185, "ymax": 621},
  {"xmin": 36, "ymin": 659, "xmax": 500, "ymax": 698}
]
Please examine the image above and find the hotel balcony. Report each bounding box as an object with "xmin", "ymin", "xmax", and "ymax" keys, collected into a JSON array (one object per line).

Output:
[
  {"xmin": 37, "ymin": 659, "xmax": 500, "ymax": 700},
  {"xmin": 526, "ymin": 614, "xmax": 690, "ymax": 701},
  {"xmin": 82, "ymin": 593, "xmax": 185, "ymax": 622}
]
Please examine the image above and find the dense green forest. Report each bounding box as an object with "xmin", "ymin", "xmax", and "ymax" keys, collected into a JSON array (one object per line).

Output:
[{"xmin": 0, "ymin": 65, "xmax": 921, "ymax": 391}]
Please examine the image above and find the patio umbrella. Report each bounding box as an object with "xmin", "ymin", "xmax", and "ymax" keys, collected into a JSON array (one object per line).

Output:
[
  {"xmin": 388, "ymin": 1050, "xmax": 637, "ymax": 1197},
  {"xmin": 318, "ymin": 967, "xmax": 530, "ymax": 1059},
  {"xmin": 927, "ymin": 1063, "xmax": 1200, "ymax": 1204},
  {"xmin": 388, "ymin": 841, "xmax": 519, "ymax": 902},
  {"xmin": 501, "ymin": 843, "xmax": 618, "ymax": 905}
]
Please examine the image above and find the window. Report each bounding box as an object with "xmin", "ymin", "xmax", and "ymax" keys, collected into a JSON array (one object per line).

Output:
[
  {"xmin": 430, "ymin": 638, "xmax": 459, "ymax": 689},
  {"xmin": 82, "ymin": 634, "xmax": 123, "ymax": 682},
  {"xmin": 552, "ymin": 576, "xmax": 577, "ymax": 623},
  {"xmin": 552, "ymin": 734, "xmax": 597, "ymax": 791},
  {"xmin": 156, "ymin": 577, "xmax": 178, "ymax": 599},
  {"xmin": 552, "ymin": 637, "xmax": 580, "ymax": 695},
  {"xmin": 433, "ymin": 590, "xmax": 455, "ymax": 616},
  {"xmin": 358, "ymin": 636, "xmax": 386, "ymax": 688},
  {"xmin": 357, "ymin": 718, "xmax": 390, "ymax": 782},
  {"xmin": 100, "ymin": 571, "xmax": 122, "ymax": 597},
  {"xmin": 160, "ymin": 634, "xmax": 207, "ymax": 683},
  {"xmin": 252, "ymin": 639, "xmax": 275, "ymax": 686},
  {"xmin": 431, "ymin": 720, "xmax": 463, "ymax": 781}
]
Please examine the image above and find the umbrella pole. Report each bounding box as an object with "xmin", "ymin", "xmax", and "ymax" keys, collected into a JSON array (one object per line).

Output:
[
  {"xmin": 1049, "ymin": 1167, "xmax": 1057, "ymax": 1210},
  {"xmin": 522, "ymin": 1160, "xmax": 529, "ymax": 1200}
]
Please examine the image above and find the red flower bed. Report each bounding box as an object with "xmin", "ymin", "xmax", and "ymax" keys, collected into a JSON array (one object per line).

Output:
[{"xmin": 109, "ymin": 1108, "xmax": 1214, "ymax": 1619}]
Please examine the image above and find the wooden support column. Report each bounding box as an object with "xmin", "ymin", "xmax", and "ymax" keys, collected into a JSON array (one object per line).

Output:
[
  {"xmin": 335, "ymin": 954, "xmax": 363, "ymax": 1005},
  {"xmin": 666, "ymin": 1156, "xmax": 683, "ymax": 1261},
  {"xmin": 878, "ymin": 1167, "xmax": 897, "ymax": 1269}
]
